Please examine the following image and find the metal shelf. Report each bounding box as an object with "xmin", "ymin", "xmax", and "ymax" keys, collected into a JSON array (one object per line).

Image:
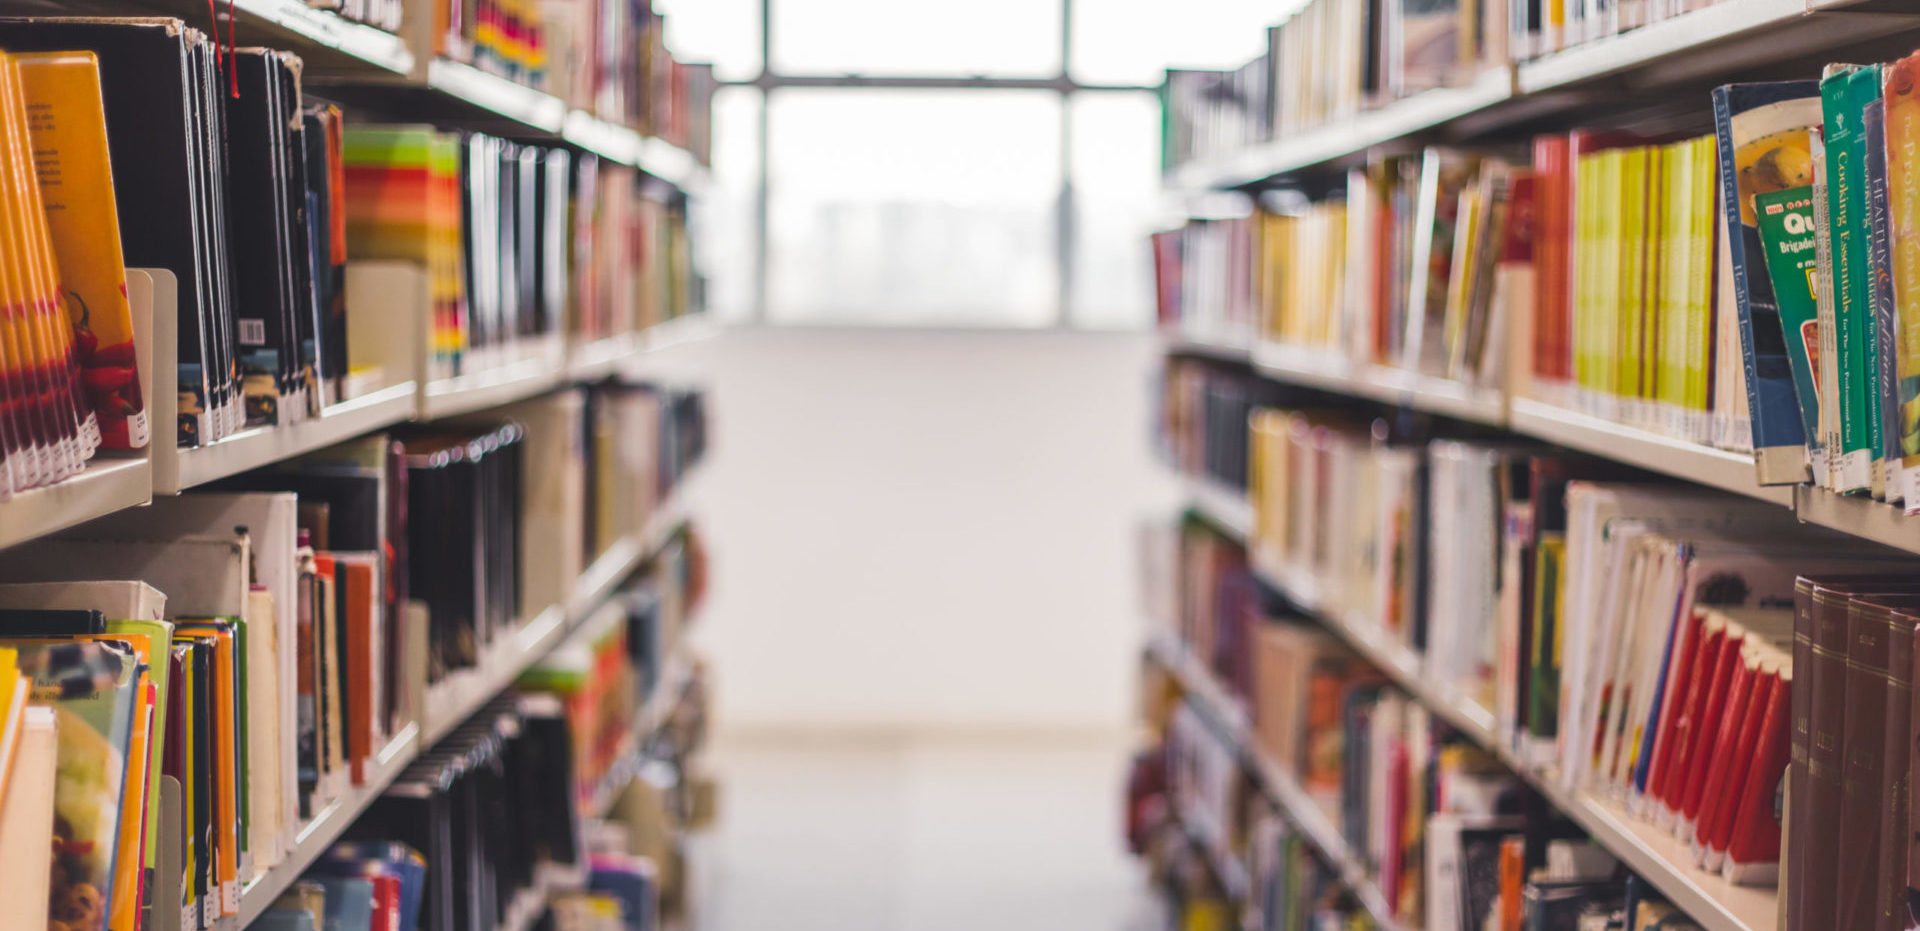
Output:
[
  {"xmin": 162, "ymin": 381, "xmax": 419, "ymax": 493},
  {"xmin": 1507, "ymin": 397, "xmax": 1792, "ymax": 505},
  {"xmin": 0, "ymin": 455, "xmax": 153, "ymax": 552}
]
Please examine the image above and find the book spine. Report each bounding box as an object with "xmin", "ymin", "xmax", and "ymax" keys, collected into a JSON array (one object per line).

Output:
[
  {"xmin": 1677, "ymin": 628, "xmax": 1743, "ymax": 832},
  {"xmin": 1791, "ymin": 582, "xmax": 1815, "ymax": 931},
  {"xmin": 1838, "ymin": 600, "xmax": 1895, "ymax": 929},
  {"xmin": 1712, "ymin": 85, "xmax": 1815, "ymax": 482},
  {"xmin": 1804, "ymin": 590, "xmax": 1853, "ymax": 930},
  {"xmin": 1816, "ymin": 127, "xmax": 1843, "ymax": 489},
  {"xmin": 1826, "ymin": 66, "xmax": 1874, "ymax": 492},
  {"xmin": 1866, "ymin": 99, "xmax": 1901, "ymax": 503},
  {"xmin": 1722, "ymin": 661, "xmax": 1790, "ymax": 885},
  {"xmin": 1884, "ymin": 56, "xmax": 1920, "ymax": 512},
  {"xmin": 1880, "ymin": 616, "xmax": 1915, "ymax": 931},
  {"xmin": 1702, "ymin": 649, "xmax": 1773, "ymax": 869}
]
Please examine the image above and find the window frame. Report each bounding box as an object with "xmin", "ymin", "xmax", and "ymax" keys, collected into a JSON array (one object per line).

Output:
[{"xmin": 725, "ymin": 0, "xmax": 1160, "ymax": 328}]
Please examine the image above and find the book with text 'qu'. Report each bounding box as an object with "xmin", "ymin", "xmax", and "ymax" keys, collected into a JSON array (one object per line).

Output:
[
  {"xmin": 1752, "ymin": 187, "xmax": 1822, "ymax": 474},
  {"xmin": 1713, "ymin": 81, "xmax": 1822, "ymax": 485}
]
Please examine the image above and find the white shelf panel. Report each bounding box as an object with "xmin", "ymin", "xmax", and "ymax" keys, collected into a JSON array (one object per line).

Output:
[
  {"xmin": 1162, "ymin": 327, "xmax": 1255, "ymax": 364},
  {"xmin": 561, "ymin": 110, "xmax": 645, "ymax": 166},
  {"xmin": 1508, "ymin": 397, "xmax": 1791, "ymax": 505},
  {"xmin": 1793, "ymin": 485, "xmax": 1920, "ymax": 555},
  {"xmin": 164, "ymin": 381, "xmax": 419, "ymax": 493},
  {"xmin": 425, "ymin": 59, "xmax": 567, "ymax": 133},
  {"xmin": 636, "ymin": 136, "xmax": 708, "ymax": 192},
  {"xmin": 1181, "ymin": 473, "xmax": 1254, "ymax": 541},
  {"xmin": 418, "ymin": 354, "xmax": 564, "ymax": 421},
  {"xmin": 236, "ymin": 723, "xmax": 419, "ymax": 926},
  {"xmin": 1252, "ymin": 342, "xmax": 1507, "ymax": 426},
  {"xmin": 567, "ymin": 333, "xmax": 642, "ymax": 382},
  {"xmin": 1519, "ymin": 0, "xmax": 1919, "ymax": 94},
  {"xmin": 226, "ymin": 0, "xmax": 413, "ymax": 75},
  {"xmin": 1173, "ymin": 68, "xmax": 1514, "ymax": 189},
  {"xmin": 0, "ymin": 455, "xmax": 153, "ymax": 552}
]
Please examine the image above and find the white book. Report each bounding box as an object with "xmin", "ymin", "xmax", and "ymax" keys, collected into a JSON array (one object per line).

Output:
[{"xmin": 0, "ymin": 707, "xmax": 57, "ymax": 930}]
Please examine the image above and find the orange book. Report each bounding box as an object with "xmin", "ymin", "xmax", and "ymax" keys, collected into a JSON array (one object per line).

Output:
[
  {"xmin": 338, "ymin": 555, "xmax": 377, "ymax": 784},
  {"xmin": 1498, "ymin": 834, "xmax": 1525, "ymax": 931},
  {"xmin": 15, "ymin": 51, "xmax": 146, "ymax": 449}
]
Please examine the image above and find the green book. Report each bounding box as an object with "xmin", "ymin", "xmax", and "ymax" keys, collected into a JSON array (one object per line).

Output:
[
  {"xmin": 1753, "ymin": 186, "xmax": 1823, "ymax": 461},
  {"xmin": 1823, "ymin": 64, "xmax": 1877, "ymax": 493}
]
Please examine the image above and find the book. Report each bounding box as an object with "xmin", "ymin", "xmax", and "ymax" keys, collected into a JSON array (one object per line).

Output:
[
  {"xmin": 1822, "ymin": 64, "xmax": 1879, "ymax": 494},
  {"xmin": 0, "ymin": 706, "xmax": 55, "ymax": 931},
  {"xmin": 1712, "ymin": 81, "xmax": 1823, "ymax": 484},
  {"xmin": 1883, "ymin": 53, "xmax": 1920, "ymax": 513}
]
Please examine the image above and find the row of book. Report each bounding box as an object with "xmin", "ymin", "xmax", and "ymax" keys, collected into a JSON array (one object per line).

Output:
[
  {"xmin": 1244, "ymin": 404, "xmax": 1826, "ymax": 882},
  {"xmin": 1130, "ymin": 582, "xmax": 1715, "ymax": 930},
  {"xmin": 0, "ymin": 15, "xmax": 708, "ymax": 493},
  {"xmin": 254, "ymin": 636, "xmax": 711, "ymax": 931},
  {"xmin": 1162, "ymin": 0, "xmax": 1748, "ymax": 173},
  {"xmin": 434, "ymin": 0, "xmax": 716, "ymax": 163},
  {"xmin": 1161, "ymin": 47, "xmax": 1920, "ymax": 509},
  {"xmin": 1157, "ymin": 358, "xmax": 1276, "ymax": 497},
  {"xmin": 0, "ymin": 371, "xmax": 706, "ymax": 930}
]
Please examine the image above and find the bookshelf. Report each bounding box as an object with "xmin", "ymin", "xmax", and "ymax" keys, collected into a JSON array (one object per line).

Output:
[
  {"xmin": 0, "ymin": 457, "xmax": 154, "ymax": 552},
  {"xmin": 1169, "ymin": 0, "xmax": 1920, "ymax": 190},
  {"xmin": 1251, "ymin": 342, "xmax": 1509, "ymax": 427},
  {"xmin": 423, "ymin": 57, "xmax": 570, "ymax": 132},
  {"xmin": 1181, "ymin": 473, "xmax": 1255, "ymax": 541},
  {"xmin": 1148, "ymin": 635, "xmax": 1404, "ymax": 931},
  {"xmin": 1504, "ymin": 398, "xmax": 1793, "ymax": 506},
  {"xmin": 161, "ymin": 382, "xmax": 422, "ymax": 493},
  {"xmin": 1169, "ymin": 470, "xmax": 1788, "ymax": 931}
]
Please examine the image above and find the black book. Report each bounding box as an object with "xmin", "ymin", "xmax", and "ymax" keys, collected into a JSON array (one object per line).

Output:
[
  {"xmin": 0, "ymin": 609, "xmax": 105, "ymax": 635},
  {"xmin": 193, "ymin": 37, "xmax": 239, "ymax": 439},
  {"xmin": 304, "ymin": 105, "xmax": 347, "ymax": 402},
  {"xmin": 0, "ymin": 18, "xmax": 232, "ymax": 446},
  {"xmin": 224, "ymin": 49, "xmax": 295, "ymax": 427}
]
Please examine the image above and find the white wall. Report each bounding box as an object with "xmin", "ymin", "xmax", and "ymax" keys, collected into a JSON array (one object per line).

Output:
[{"xmin": 653, "ymin": 327, "xmax": 1177, "ymax": 733}]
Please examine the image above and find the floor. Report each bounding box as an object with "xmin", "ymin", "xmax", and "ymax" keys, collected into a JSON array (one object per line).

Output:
[{"xmin": 690, "ymin": 730, "xmax": 1163, "ymax": 931}]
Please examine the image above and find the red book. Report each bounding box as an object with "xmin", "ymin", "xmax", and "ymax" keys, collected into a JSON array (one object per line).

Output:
[
  {"xmin": 1690, "ymin": 641, "xmax": 1759, "ymax": 864},
  {"xmin": 1702, "ymin": 646, "xmax": 1776, "ymax": 867},
  {"xmin": 370, "ymin": 871, "xmax": 401, "ymax": 931},
  {"xmin": 1723, "ymin": 650, "xmax": 1790, "ymax": 885},
  {"xmin": 1647, "ymin": 607, "xmax": 1712, "ymax": 819},
  {"xmin": 1677, "ymin": 623, "xmax": 1746, "ymax": 833},
  {"xmin": 1529, "ymin": 134, "xmax": 1570, "ymax": 382}
]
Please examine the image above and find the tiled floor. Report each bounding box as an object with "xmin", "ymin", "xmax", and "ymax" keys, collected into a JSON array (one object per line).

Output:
[{"xmin": 689, "ymin": 730, "xmax": 1163, "ymax": 931}]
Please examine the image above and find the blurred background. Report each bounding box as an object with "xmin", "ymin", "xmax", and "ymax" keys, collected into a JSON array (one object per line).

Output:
[{"xmin": 638, "ymin": 2, "xmax": 1284, "ymax": 925}]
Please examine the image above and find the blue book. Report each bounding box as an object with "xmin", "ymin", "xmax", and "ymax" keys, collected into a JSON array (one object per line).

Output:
[{"xmin": 1712, "ymin": 81, "xmax": 1824, "ymax": 484}]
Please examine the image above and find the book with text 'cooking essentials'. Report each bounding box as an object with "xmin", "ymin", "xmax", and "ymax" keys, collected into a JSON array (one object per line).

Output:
[{"xmin": 1713, "ymin": 81, "xmax": 1822, "ymax": 484}]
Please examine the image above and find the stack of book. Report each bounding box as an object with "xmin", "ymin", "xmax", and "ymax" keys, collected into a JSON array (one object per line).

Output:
[{"xmin": 1157, "ymin": 358, "xmax": 1275, "ymax": 496}]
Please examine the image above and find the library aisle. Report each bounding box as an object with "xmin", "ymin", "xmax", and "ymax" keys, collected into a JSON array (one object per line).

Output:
[{"xmin": 692, "ymin": 733, "xmax": 1158, "ymax": 931}]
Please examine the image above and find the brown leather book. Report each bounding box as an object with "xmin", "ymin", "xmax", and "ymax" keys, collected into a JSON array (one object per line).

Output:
[
  {"xmin": 1839, "ymin": 595, "xmax": 1920, "ymax": 930},
  {"xmin": 1882, "ymin": 606, "xmax": 1920, "ymax": 931},
  {"xmin": 1799, "ymin": 578, "xmax": 1920, "ymax": 931}
]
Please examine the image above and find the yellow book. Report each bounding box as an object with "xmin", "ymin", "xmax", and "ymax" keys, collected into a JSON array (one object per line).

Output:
[
  {"xmin": 1574, "ymin": 152, "xmax": 1598, "ymax": 395},
  {"xmin": 0, "ymin": 53, "xmax": 59, "ymax": 480},
  {"xmin": 1618, "ymin": 146, "xmax": 1649, "ymax": 407},
  {"xmin": 0, "ymin": 649, "xmax": 22, "ymax": 807},
  {"xmin": 15, "ymin": 51, "xmax": 147, "ymax": 450},
  {"xmin": 1687, "ymin": 136, "xmax": 1719, "ymax": 429}
]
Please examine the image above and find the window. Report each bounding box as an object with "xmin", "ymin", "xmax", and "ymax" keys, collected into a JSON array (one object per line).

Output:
[{"xmin": 695, "ymin": 0, "xmax": 1291, "ymax": 327}]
